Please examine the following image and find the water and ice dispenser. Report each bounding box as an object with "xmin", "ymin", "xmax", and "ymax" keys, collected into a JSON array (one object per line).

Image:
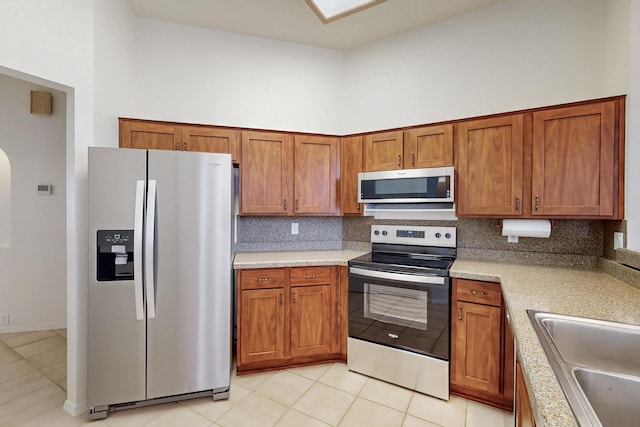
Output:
[{"xmin": 96, "ymin": 230, "xmax": 134, "ymax": 281}]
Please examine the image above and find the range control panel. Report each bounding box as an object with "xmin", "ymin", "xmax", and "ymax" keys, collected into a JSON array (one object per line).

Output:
[{"xmin": 371, "ymin": 225, "xmax": 456, "ymax": 248}]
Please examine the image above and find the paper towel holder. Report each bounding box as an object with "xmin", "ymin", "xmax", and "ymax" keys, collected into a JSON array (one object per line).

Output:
[
  {"xmin": 500, "ymin": 218, "xmax": 554, "ymax": 243},
  {"xmin": 495, "ymin": 219, "xmax": 555, "ymax": 230}
]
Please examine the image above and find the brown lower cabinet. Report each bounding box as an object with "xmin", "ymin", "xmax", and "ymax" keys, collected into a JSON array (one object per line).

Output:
[
  {"xmin": 451, "ymin": 278, "xmax": 514, "ymax": 411},
  {"xmin": 516, "ymin": 361, "xmax": 537, "ymax": 427},
  {"xmin": 237, "ymin": 266, "xmax": 343, "ymax": 373}
]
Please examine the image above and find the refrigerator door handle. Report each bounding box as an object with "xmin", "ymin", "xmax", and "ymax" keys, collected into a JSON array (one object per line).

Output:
[
  {"xmin": 145, "ymin": 179, "xmax": 158, "ymax": 319},
  {"xmin": 133, "ymin": 180, "xmax": 145, "ymax": 321}
]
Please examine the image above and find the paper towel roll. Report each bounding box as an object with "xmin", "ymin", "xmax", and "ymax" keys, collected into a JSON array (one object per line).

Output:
[{"xmin": 501, "ymin": 219, "xmax": 551, "ymax": 238}]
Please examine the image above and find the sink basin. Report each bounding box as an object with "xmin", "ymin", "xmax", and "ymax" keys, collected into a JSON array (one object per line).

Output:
[
  {"xmin": 528, "ymin": 310, "xmax": 640, "ymax": 427},
  {"xmin": 573, "ymin": 368, "xmax": 640, "ymax": 427}
]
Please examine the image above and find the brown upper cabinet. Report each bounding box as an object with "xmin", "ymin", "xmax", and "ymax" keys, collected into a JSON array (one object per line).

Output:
[
  {"xmin": 240, "ymin": 131, "xmax": 340, "ymax": 216},
  {"xmin": 404, "ymin": 124, "xmax": 454, "ymax": 169},
  {"xmin": 120, "ymin": 95, "xmax": 623, "ymax": 220},
  {"xmin": 364, "ymin": 125, "xmax": 454, "ymax": 171},
  {"xmin": 240, "ymin": 131, "xmax": 293, "ymax": 215},
  {"xmin": 457, "ymin": 115, "xmax": 524, "ymax": 216},
  {"xmin": 119, "ymin": 118, "xmax": 241, "ymax": 163},
  {"xmin": 457, "ymin": 97, "xmax": 624, "ymax": 219},
  {"xmin": 340, "ymin": 135, "xmax": 364, "ymax": 215},
  {"xmin": 364, "ymin": 131, "xmax": 404, "ymax": 171},
  {"xmin": 531, "ymin": 101, "xmax": 618, "ymax": 217},
  {"xmin": 294, "ymin": 135, "xmax": 340, "ymax": 215}
]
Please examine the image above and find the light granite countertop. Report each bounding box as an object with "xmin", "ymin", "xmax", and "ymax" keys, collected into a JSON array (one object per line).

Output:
[
  {"xmin": 451, "ymin": 259, "xmax": 640, "ymax": 427},
  {"xmin": 233, "ymin": 250, "xmax": 369, "ymax": 269}
]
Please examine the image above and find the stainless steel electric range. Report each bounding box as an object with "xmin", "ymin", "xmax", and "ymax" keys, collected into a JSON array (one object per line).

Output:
[{"xmin": 347, "ymin": 224, "xmax": 456, "ymax": 400}]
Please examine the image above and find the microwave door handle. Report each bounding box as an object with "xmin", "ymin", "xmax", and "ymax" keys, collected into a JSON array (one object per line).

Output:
[{"xmin": 133, "ymin": 180, "xmax": 145, "ymax": 321}]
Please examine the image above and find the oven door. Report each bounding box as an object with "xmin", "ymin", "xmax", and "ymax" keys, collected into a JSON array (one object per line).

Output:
[{"xmin": 348, "ymin": 266, "xmax": 450, "ymax": 361}]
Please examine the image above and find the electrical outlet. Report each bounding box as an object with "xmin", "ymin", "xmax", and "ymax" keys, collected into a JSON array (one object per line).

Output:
[
  {"xmin": 614, "ymin": 232, "xmax": 624, "ymax": 250},
  {"xmin": 0, "ymin": 313, "xmax": 9, "ymax": 326},
  {"xmin": 507, "ymin": 235, "xmax": 519, "ymax": 243},
  {"xmin": 291, "ymin": 223, "xmax": 299, "ymax": 235}
]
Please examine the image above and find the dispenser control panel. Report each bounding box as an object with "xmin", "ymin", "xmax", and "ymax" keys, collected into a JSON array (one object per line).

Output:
[{"xmin": 96, "ymin": 230, "xmax": 134, "ymax": 281}]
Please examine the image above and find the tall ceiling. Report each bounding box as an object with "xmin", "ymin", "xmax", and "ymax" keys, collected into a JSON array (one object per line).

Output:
[{"xmin": 126, "ymin": 0, "xmax": 506, "ymax": 50}]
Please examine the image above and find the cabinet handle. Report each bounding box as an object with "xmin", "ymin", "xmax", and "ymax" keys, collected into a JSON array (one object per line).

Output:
[
  {"xmin": 397, "ymin": 155, "xmax": 401, "ymax": 166},
  {"xmin": 357, "ymin": 204, "xmax": 360, "ymax": 211},
  {"xmin": 279, "ymin": 292, "xmax": 283, "ymax": 305},
  {"xmin": 257, "ymin": 277, "xmax": 271, "ymax": 282},
  {"xmin": 175, "ymin": 143, "xmax": 180, "ymax": 151},
  {"xmin": 515, "ymin": 196, "xmax": 520, "ymax": 211},
  {"xmin": 284, "ymin": 199, "xmax": 288, "ymax": 210},
  {"xmin": 182, "ymin": 142, "xmax": 187, "ymax": 151},
  {"xmin": 470, "ymin": 290, "xmax": 488, "ymax": 296},
  {"xmin": 411, "ymin": 153, "xmax": 415, "ymax": 166},
  {"xmin": 292, "ymin": 291, "xmax": 296, "ymax": 304},
  {"xmin": 304, "ymin": 275, "xmax": 317, "ymax": 279},
  {"xmin": 535, "ymin": 196, "xmax": 540, "ymax": 211},
  {"xmin": 295, "ymin": 199, "xmax": 299, "ymax": 211},
  {"xmin": 458, "ymin": 306, "xmax": 463, "ymax": 321}
]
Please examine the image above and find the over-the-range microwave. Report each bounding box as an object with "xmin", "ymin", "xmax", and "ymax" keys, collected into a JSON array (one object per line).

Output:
[{"xmin": 358, "ymin": 166, "xmax": 454, "ymax": 204}]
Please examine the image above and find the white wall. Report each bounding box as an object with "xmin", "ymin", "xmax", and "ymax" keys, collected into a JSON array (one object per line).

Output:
[
  {"xmin": 343, "ymin": 0, "xmax": 617, "ymax": 133},
  {"xmin": 0, "ymin": 75, "xmax": 67, "ymax": 332},
  {"xmin": 0, "ymin": 0, "xmax": 95, "ymax": 416},
  {"xmin": 94, "ymin": 0, "xmax": 137, "ymax": 147},
  {"xmin": 134, "ymin": 19, "xmax": 345, "ymax": 134}
]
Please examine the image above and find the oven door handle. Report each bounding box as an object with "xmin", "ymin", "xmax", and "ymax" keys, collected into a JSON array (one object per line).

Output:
[{"xmin": 349, "ymin": 266, "xmax": 447, "ymax": 285}]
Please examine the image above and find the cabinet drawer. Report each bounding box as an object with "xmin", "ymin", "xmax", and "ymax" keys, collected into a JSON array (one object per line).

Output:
[
  {"xmin": 456, "ymin": 280, "xmax": 501, "ymax": 306},
  {"xmin": 290, "ymin": 266, "xmax": 332, "ymax": 286},
  {"xmin": 240, "ymin": 268, "xmax": 287, "ymax": 290}
]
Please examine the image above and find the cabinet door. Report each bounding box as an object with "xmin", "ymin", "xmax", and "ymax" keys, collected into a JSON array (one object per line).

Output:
[
  {"xmin": 239, "ymin": 288, "xmax": 286, "ymax": 365},
  {"xmin": 240, "ymin": 131, "xmax": 293, "ymax": 215},
  {"xmin": 341, "ymin": 136, "xmax": 364, "ymax": 215},
  {"xmin": 457, "ymin": 115, "xmax": 524, "ymax": 216},
  {"xmin": 294, "ymin": 135, "xmax": 339, "ymax": 215},
  {"xmin": 404, "ymin": 124, "xmax": 453, "ymax": 168},
  {"xmin": 364, "ymin": 131, "xmax": 404, "ymax": 171},
  {"xmin": 182, "ymin": 126, "xmax": 241, "ymax": 163},
  {"xmin": 516, "ymin": 361, "xmax": 536, "ymax": 427},
  {"xmin": 120, "ymin": 119, "xmax": 181, "ymax": 151},
  {"xmin": 290, "ymin": 284, "xmax": 333, "ymax": 358},
  {"xmin": 452, "ymin": 301, "xmax": 502, "ymax": 394},
  {"xmin": 532, "ymin": 101, "xmax": 616, "ymax": 217}
]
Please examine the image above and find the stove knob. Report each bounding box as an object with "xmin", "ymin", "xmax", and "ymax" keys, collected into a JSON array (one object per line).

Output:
[
  {"xmin": 382, "ymin": 230, "xmax": 388, "ymax": 236},
  {"xmin": 435, "ymin": 232, "xmax": 441, "ymax": 238},
  {"xmin": 445, "ymin": 233, "xmax": 452, "ymax": 239},
  {"xmin": 374, "ymin": 230, "xmax": 380, "ymax": 236}
]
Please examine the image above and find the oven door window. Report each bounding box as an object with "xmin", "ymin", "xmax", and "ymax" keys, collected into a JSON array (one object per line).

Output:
[{"xmin": 364, "ymin": 283, "xmax": 428, "ymax": 331}]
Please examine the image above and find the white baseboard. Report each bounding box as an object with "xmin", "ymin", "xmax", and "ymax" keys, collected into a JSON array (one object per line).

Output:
[
  {"xmin": 0, "ymin": 322, "xmax": 66, "ymax": 334},
  {"xmin": 63, "ymin": 399, "xmax": 87, "ymax": 418}
]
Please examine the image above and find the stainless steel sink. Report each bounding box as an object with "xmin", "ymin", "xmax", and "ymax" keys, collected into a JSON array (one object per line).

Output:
[{"xmin": 528, "ymin": 310, "xmax": 640, "ymax": 427}]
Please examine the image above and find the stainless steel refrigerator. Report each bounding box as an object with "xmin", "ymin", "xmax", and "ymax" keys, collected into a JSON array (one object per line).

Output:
[{"xmin": 87, "ymin": 147, "xmax": 232, "ymax": 420}]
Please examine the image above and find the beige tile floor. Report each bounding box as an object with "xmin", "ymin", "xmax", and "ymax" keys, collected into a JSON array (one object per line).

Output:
[{"xmin": 0, "ymin": 331, "xmax": 512, "ymax": 427}]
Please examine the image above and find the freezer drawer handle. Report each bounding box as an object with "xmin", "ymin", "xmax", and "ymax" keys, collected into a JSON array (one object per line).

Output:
[
  {"xmin": 133, "ymin": 180, "xmax": 145, "ymax": 321},
  {"xmin": 145, "ymin": 179, "xmax": 157, "ymax": 319}
]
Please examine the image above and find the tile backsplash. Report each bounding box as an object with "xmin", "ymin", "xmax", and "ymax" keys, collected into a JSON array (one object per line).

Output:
[
  {"xmin": 237, "ymin": 215, "xmax": 609, "ymax": 269},
  {"xmin": 236, "ymin": 217, "xmax": 342, "ymax": 252}
]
